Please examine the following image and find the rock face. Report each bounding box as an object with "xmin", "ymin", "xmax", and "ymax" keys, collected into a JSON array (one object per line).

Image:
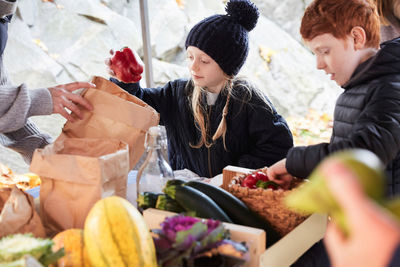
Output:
[
  {"xmin": 252, "ymin": 0, "xmax": 313, "ymax": 42},
  {"xmin": 1, "ymin": 0, "xmax": 341, "ymax": 173}
]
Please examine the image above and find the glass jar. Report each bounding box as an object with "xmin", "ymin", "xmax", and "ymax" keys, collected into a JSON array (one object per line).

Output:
[{"xmin": 136, "ymin": 126, "xmax": 174, "ymax": 211}]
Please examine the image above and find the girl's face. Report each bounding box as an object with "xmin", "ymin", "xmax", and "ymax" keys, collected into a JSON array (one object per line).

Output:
[{"xmin": 186, "ymin": 46, "xmax": 226, "ymax": 93}]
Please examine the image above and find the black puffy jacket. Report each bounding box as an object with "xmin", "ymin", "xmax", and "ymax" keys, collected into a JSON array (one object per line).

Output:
[
  {"xmin": 286, "ymin": 37, "xmax": 400, "ymax": 197},
  {"xmin": 112, "ymin": 78, "xmax": 293, "ymax": 178}
]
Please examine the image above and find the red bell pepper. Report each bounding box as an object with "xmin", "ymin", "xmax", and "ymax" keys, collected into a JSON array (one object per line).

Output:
[
  {"xmin": 256, "ymin": 180, "xmax": 280, "ymax": 190},
  {"xmin": 241, "ymin": 174, "xmax": 258, "ymax": 189},
  {"xmin": 110, "ymin": 47, "xmax": 144, "ymax": 83},
  {"xmin": 255, "ymin": 171, "xmax": 269, "ymax": 182},
  {"xmin": 241, "ymin": 171, "xmax": 280, "ymax": 190}
]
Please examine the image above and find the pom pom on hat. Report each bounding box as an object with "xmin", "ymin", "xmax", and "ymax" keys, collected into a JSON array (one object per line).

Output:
[
  {"xmin": 185, "ymin": 0, "xmax": 259, "ymax": 76},
  {"xmin": 226, "ymin": 0, "xmax": 259, "ymax": 31}
]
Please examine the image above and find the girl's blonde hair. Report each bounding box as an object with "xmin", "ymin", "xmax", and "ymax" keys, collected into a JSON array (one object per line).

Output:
[{"xmin": 187, "ymin": 76, "xmax": 271, "ymax": 151}]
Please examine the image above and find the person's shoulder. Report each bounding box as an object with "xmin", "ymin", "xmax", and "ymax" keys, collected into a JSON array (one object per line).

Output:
[
  {"xmin": 379, "ymin": 37, "xmax": 400, "ymax": 60},
  {"xmin": 372, "ymin": 80, "xmax": 400, "ymax": 94},
  {"xmin": 232, "ymin": 79, "xmax": 257, "ymax": 98},
  {"xmin": 349, "ymin": 78, "xmax": 400, "ymax": 104},
  {"xmin": 231, "ymin": 78, "xmax": 276, "ymax": 114},
  {"xmin": 168, "ymin": 78, "xmax": 189, "ymax": 87},
  {"xmin": 234, "ymin": 79, "xmax": 271, "ymax": 103},
  {"xmin": 166, "ymin": 78, "xmax": 190, "ymax": 93},
  {"xmin": 380, "ymin": 37, "xmax": 400, "ymax": 47},
  {"xmin": 346, "ymin": 78, "xmax": 400, "ymax": 93}
]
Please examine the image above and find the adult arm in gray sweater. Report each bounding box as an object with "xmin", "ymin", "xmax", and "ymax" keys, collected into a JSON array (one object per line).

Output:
[
  {"xmin": 0, "ymin": 0, "xmax": 48, "ymax": 163},
  {"xmin": 0, "ymin": 0, "xmax": 94, "ymax": 162},
  {"xmin": 0, "ymin": 67, "xmax": 53, "ymax": 132},
  {"xmin": 0, "ymin": 67, "xmax": 96, "ymax": 133},
  {"xmin": 0, "ymin": 65, "xmax": 95, "ymax": 163}
]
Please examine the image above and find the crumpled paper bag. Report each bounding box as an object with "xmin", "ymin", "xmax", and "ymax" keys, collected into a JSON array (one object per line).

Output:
[
  {"xmin": 30, "ymin": 138, "xmax": 129, "ymax": 235},
  {"xmin": 0, "ymin": 187, "xmax": 45, "ymax": 238},
  {"xmin": 57, "ymin": 76, "xmax": 159, "ymax": 169}
]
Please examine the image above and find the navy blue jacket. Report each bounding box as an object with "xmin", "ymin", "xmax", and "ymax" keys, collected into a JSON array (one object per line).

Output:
[
  {"xmin": 286, "ymin": 38, "xmax": 400, "ymax": 197},
  {"xmin": 112, "ymin": 78, "xmax": 293, "ymax": 177},
  {"xmin": 389, "ymin": 243, "xmax": 400, "ymax": 267}
]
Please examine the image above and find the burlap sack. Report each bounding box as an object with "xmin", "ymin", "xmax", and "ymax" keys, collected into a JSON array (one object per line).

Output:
[
  {"xmin": 57, "ymin": 76, "xmax": 159, "ymax": 169},
  {"xmin": 30, "ymin": 138, "xmax": 129, "ymax": 235},
  {"xmin": 0, "ymin": 187, "xmax": 45, "ymax": 238}
]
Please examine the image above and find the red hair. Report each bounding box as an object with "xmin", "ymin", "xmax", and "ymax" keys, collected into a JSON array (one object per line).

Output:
[{"xmin": 300, "ymin": 0, "xmax": 381, "ymax": 48}]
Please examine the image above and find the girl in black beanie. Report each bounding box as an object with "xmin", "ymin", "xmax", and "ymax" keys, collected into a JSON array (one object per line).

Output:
[{"xmin": 109, "ymin": 0, "xmax": 293, "ymax": 178}]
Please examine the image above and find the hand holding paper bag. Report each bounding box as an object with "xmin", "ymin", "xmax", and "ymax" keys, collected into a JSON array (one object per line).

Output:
[
  {"xmin": 30, "ymin": 76, "xmax": 159, "ymax": 235},
  {"xmin": 57, "ymin": 76, "xmax": 160, "ymax": 169}
]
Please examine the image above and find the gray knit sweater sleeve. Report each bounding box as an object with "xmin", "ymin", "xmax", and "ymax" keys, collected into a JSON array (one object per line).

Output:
[
  {"xmin": 0, "ymin": 120, "xmax": 52, "ymax": 163},
  {"xmin": 0, "ymin": 15, "xmax": 53, "ymax": 162},
  {"xmin": 0, "ymin": 70, "xmax": 53, "ymax": 132},
  {"xmin": 0, "ymin": 0, "xmax": 17, "ymax": 18}
]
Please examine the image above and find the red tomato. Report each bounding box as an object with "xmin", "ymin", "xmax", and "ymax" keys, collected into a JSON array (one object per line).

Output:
[
  {"xmin": 110, "ymin": 47, "xmax": 144, "ymax": 83},
  {"xmin": 241, "ymin": 174, "xmax": 257, "ymax": 189},
  {"xmin": 255, "ymin": 171, "xmax": 269, "ymax": 181}
]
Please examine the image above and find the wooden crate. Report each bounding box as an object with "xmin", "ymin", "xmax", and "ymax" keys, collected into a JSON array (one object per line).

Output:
[
  {"xmin": 222, "ymin": 165, "xmax": 327, "ymax": 267},
  {"xmin": 144, "ymin": 165, "xmax": 327, "ymax": 267}
]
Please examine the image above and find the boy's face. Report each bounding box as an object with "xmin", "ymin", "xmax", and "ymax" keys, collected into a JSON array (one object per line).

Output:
[
  {"xmin": 186, "ymin": 46, "xmax": 226, "ymax": 93},
  {"xmin": 306, "ymin": 33, "xmax": 363, "ymax": 86}
]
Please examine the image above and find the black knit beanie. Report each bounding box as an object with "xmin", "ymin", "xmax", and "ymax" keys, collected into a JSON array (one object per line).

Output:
[{"xmin": 185, "ymin": 0, "xmax": 259, "ymax": 76}]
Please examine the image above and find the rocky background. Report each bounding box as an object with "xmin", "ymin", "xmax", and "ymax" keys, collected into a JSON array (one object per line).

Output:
[{"xmin": 1, "ymin": 0, "xmax": 341, "ymax": 173}]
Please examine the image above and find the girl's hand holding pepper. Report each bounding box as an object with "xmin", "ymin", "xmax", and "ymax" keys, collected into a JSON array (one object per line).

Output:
[{"xmin": 105, "ymin": 47, "xmax": 144, "ymax": 83}]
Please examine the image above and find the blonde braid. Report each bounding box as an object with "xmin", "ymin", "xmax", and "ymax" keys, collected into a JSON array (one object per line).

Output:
[
  {"xmin": 212, "ymin": 79, "xmax": 233, "ymax": 151},
  {"xmin": 190, "ymin": 84, "xmax": 209, "ymax": 148},
  {"xmin": 189, "ymin": 77, "xmax": 233, "ymax": 150}
]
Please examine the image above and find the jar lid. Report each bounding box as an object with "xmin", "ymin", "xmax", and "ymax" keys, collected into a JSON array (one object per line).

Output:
[{"xmin": 148, "ymin": 125, "xmax": 160, "ymax": 136}]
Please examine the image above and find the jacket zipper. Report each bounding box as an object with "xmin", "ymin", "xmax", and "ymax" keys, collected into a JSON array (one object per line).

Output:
[{"xmin": 207, "ymin": 105, "xmax": 213, "ymax": 178}]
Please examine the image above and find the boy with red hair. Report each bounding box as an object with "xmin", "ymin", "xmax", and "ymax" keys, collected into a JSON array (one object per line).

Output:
[{"xmin": 268, "ymin": 0, "xmax": 400, "ymax": 198}]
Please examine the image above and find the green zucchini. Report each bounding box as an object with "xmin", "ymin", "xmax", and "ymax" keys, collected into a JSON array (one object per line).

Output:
[
  {"xmin": 164, "ymin": 185, "xmax": 233, "ymax": 223},
  {"xmin": 164, "ymin": 179, "xmax": 186, "ymax": 187},
  {"xmin": 184, "ymin": 181, "xmax": 281, "ymax": 247},
  {"xmin": 137, "ymin": 192, "xmax": 161, "ymax": 210},
  {"xmin": 155, "ymin": 194, "xmax": 185, "ymax": 213}
]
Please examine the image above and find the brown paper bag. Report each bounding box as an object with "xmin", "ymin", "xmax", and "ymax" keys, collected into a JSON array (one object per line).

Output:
[
  {"xmin": 30, "ymin": 138, "xmax": 129, "ymax": 235},
  {"xmin": 0, "ymin": 187, "xmax": 45, "ymax": 238},
  {"xmin": 57, "ymin": 76, "xmax": 159, "ymax": 169}
]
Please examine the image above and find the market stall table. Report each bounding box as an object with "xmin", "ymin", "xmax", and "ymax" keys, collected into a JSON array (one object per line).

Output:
[{"xmin": 26, "ymin": 166, "xmax": 327, "ymax": 267}]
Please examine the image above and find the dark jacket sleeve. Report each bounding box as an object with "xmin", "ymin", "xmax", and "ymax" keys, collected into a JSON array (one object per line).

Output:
[
  {"xmin": 287, "ymin": 83, "xmax": 400, "ymax": 178},
  {"xmin": 389, "ymin": 243, "xmax": 400, "ymax": 267},
  {"xmin": 286, "ymin": 143, "xmax": 330, "ymax": 178},
  {"xmin": 237, "ymin": 94, "xmax": 293, "ymax": 168},
  {"xmin": 110, "ymin": 78, "xmax": 181, "ymax": 124}
]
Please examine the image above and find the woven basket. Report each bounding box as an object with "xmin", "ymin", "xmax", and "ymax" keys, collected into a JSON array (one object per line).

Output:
[{"xmin": 227, "ymin": 168, "xmax": 308, "ymax": 236}]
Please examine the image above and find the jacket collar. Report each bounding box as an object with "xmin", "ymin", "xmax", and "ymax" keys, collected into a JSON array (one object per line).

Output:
[{"xmin": 343, "ymin": 37, "xmax": 400, "ymax": 90}]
